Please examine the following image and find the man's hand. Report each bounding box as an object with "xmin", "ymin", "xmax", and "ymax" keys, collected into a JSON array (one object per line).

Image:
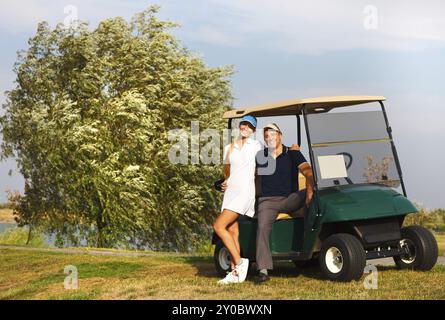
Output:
[
  {"xmin": 221, "ymin": 180, "xmax": 228, "ymax": 192},
  {"xmin": 290, "ymin": 144, "xmax": 300, "ymax": 151},
  {"xmin": 299, "ymin": 162, "xmax": 314, "ymax": 207}
]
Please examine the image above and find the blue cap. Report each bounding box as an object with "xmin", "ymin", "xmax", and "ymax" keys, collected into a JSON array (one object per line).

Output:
[{"xmin": 240, "ymin": 115, "xmax": 257, "ymax": 128}]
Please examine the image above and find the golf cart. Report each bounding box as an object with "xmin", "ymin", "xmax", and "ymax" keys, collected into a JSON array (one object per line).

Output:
[{"xmin": 213, "ymin": 96, "xmax": 438, "ymax": 282}]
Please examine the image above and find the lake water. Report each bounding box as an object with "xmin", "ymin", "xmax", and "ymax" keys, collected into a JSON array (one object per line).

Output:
[
  {"xmin": 0, "ymin": 223, "xmax": 16, "ymax": 233},
  {"xmin": 0, "ymin": 224, "xmax": 147, "ymax": 249}
]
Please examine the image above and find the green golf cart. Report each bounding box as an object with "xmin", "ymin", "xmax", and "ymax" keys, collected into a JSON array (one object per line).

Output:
[{"xmin": 213, "ymin": 96, "xmax": 438, "ymax": 282}]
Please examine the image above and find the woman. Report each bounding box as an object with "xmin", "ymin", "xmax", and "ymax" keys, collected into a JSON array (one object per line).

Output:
[
  {"xmin": 213, "ymin": 116, "xmax": 301, "ymax": 284},
  {"xmin": 213, "ymin": 115, "xmax": 261, "ymax": 284}
]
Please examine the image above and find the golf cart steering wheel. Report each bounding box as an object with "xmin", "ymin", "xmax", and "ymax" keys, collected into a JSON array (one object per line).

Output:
[
  {"xmin": 336, "ymin": 152, "xmax": 354, "ymax": 184},
  {"xmin": 337, "ymin": 152, "xmax": 353, "ymax": 169}
]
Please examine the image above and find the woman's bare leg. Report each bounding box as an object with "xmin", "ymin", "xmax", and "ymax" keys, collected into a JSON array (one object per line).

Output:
[
  {"xmin": 213, "ymin": 209, "xmax": 241, "ymax": 266},
  {"xmin": 227, "ymin": 221, "xmax": 240, "ymax": 270}
]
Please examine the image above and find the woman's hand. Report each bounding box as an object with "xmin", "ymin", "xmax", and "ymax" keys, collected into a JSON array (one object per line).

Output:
[
  {"xmin": 290, "ymin": 144, "xmax": 300, "ymax": 151},
  {"xmin": 221, "ymin": 180, "xmax": 228, "ymax": 192}
]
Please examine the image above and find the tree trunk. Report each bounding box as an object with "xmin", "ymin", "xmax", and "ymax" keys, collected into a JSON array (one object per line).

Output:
[
  {"xmin": 26, "ymin": 225, "xmax": 32, "ymax": 245},
  {"xmin": 96, "ymin": 218, "xmax": 104, "ymax": 248}
]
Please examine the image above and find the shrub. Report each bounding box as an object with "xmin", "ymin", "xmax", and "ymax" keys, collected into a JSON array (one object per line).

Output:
[{"xmin": 0, "ymin": 227, "xmax": 47, "ymax": 247}]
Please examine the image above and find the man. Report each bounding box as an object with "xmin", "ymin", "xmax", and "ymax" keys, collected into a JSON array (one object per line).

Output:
[{"xmin": 255, "ymin": 123, "xmax": 314, "ymax": 284}]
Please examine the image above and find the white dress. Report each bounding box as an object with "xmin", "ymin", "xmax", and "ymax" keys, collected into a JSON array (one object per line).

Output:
[{"xmin": 221, "ymin": 138, "xmax": 262, "ymax": 217}]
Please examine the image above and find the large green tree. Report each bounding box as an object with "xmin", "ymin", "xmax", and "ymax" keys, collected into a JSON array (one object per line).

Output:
[{"xmin": 0, "ymin": 6, "xmax": 233, "ymax": 250}]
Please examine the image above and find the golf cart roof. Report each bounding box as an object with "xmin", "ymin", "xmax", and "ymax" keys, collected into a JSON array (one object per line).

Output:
[{"xmin": 223, "ymin": 96, "xmax": 386, "ymax": 119}]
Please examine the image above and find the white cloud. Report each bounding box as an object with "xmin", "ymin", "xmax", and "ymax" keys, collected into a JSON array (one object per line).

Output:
[
  {"xmin": 2, "ymin": 1, "xmax": 443, "ymax": 54},
  {"xmin": 0, "ymin": 0, "xmax": 51, "ymax": 34},
  {"xmin": 184, "ymin": 0, "xmax": 445, "ymax": 54},
  {"xmin": 0, "ymin": 0, "xmax": 146, "ymax": 34}
]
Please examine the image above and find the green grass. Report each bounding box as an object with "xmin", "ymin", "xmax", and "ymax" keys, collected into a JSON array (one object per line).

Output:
[
  {"xmin": 0, "ymin": 248, "xmax": 444, "ymax": 300},
  {"xmin": 436, "ymin": 233, "xmax": 445, "ymax": 256}
]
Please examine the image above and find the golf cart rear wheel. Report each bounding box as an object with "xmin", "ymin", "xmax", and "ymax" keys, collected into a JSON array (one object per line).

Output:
[
  {"xmin": 213, "ymin": 241, "xmax": 254, "ymax": 277},
  {"xmin": 319, "ymin": 233, "xmax": 366, "ymax": 282},
  {"xmin": 214, "ymin": 241, "xmax": 232, "ymax": 277},
  {"xmin": 394, "ymin": 225, "xmax": 438, "ymax": 271}
]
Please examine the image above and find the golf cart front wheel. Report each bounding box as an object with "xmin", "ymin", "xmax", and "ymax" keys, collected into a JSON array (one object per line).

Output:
[
  {"xmin": 319, "ymin": 233, "xmax": 366, "ymax": 282},
  {"xmin": 394, "ymin": 225, "xmax": 438, "ymax": 271}
]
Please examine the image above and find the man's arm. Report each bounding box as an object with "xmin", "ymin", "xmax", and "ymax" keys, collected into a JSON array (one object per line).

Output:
[{"xmin": 299, "ymin": 162, "xmax": 314, "ymax": 206}]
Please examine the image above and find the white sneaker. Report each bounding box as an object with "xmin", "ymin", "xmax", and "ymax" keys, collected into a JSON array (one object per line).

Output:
[
  {"xmin": 235, "ymin": 258, "xmax": 249, "ymax": 283},
  {"xmin": 217, "ymin": 270, "xmax": 239, "ymax": 285}
]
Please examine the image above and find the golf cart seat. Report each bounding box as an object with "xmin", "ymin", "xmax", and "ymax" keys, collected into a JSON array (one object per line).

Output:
[
  {"xmin": 276, "ymin": 173, "xmax": 307, "ymax": 220},
  {"xmin": 276, "ymin": 207, "xmax": 306, "ymax": 220}
]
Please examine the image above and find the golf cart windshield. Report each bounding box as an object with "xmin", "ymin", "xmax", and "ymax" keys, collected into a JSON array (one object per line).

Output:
[{"xmin": 306, "ymin": 110, "xmax": 401, "ymax": 189}]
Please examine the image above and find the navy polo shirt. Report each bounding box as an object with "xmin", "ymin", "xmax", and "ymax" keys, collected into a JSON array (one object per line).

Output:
[{"xmin": 256, "ymin": 145, "xmax": 308, "ymax": 197}]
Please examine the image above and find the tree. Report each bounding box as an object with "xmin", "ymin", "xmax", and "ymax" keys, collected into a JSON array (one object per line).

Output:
[{"xmin": 0, "ymin": 5, "xmax": 233, "ymax": 250}]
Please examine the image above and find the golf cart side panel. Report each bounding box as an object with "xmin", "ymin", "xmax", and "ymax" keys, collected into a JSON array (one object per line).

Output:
[
  {"xmin": 318, "ymin": 184, "xmax": 417, "ymax": 223},
  {"xmin": 270, "ymin": 219, "xmax": 304, "ymax": 253},
  {"xmin": 238, "ymin": 218, "xmax": 257, "ymax": 258},
  {"xmin": 302, "ymin": 201, "xmax": 324, "ymax": 254},
  {"xmin": 237, "ymin": 217, "xmax": 305, "ymax": 259}
]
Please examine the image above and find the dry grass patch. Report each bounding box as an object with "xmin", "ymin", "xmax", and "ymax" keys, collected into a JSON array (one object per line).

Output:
[{"xmin": 0, "ymin": 209, "xmax": 14, "ymax": 223}]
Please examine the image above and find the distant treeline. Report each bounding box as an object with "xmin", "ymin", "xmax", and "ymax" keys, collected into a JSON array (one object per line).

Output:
[{"xmin": 404, "ymin": 205, "xmax": 445, "ymax": 232}]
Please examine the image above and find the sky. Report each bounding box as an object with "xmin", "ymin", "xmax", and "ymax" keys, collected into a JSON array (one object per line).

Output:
[{"xmin": 0, "ymin": 0, "xmax": 444, "ymax": 208}]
